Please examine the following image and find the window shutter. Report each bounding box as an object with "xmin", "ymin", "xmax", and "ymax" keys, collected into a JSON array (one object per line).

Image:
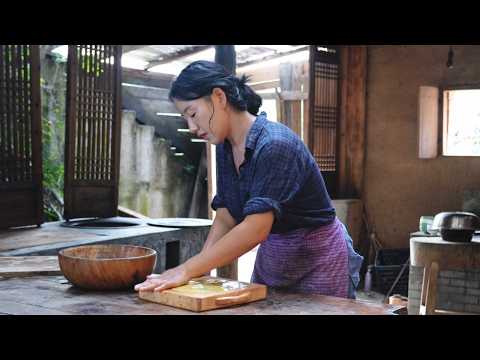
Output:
[
  {"xmin": 0, "ymin": 45, "xmax": 43, "ymax": 228},
  {"xmin": 308, "ymin": 45, "xmax": 340, "ymax": 197},
  {"xmin": 64, "ymin": 45, "xmax": 122, "ymax": 220}
]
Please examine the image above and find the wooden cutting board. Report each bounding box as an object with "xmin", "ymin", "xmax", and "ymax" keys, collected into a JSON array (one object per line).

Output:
[
  {"xmin": 0, "ymin": 256, "xmax": 62, "ymax": 278},
  {"xmin": 139, "ymin": 276, "xmax": 267, "ymax": 312}
]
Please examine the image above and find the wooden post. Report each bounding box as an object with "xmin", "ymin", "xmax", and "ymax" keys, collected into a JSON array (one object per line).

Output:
[
  {"xmin": 214, "ymin": 45, "xmax": 236, "ymax": 73},
  {"xmin": 214, "ymin": 46, "xmax": 238, "ymax": 280},
  {"xmin": 279, "ymin": 62, "xmax": 306, "ymax": 138},
  {"xmin": 188, "ymin": 146, "xmax": 207, "ymax": 218},
  {"xmin": 30, "ymin": 45, "xmax": 43, "ymax": 226},
  {"xmin": 302, "ymin": 62, "xmax": 309, "ymax": 144},
  {"xmin": 419, "ymin": 262, "xmax": 439, "ymax": 315},
  {"xmin": 337, "ymin": 46, "xmax": 368, "ymax": 263},
  {"xmin": 206, "ymin": 144, "xmax": 214, "ymax": 220},
  {"xmin": 337, "ymin": 46, "xmax": 367, "ymax": 198}
]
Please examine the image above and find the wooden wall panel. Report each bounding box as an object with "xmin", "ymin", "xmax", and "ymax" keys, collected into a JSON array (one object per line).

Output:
[
  {"xmin": 0, "ymin": 45, "xmax": 43, "ymax": 228},
  {"xmin": 64, "ymin": 45, "xmax": 122, "ymax": 220},
  {"xmin": 308, "ymin": 45, "xmax": 340, "ymax": 197}
]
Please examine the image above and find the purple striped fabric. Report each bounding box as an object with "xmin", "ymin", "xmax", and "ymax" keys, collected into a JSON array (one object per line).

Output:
[{"xmin": 251, "ymin": 217, "xmax": 349, "ymax": 298}]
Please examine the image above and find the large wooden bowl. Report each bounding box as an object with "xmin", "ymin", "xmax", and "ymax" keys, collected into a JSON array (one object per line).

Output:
[{"xmin": 58, "ymin": 245, "xmax": 157, "ymax": 291}]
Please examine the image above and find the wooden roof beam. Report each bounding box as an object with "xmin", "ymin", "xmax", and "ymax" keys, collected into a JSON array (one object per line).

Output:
[
  {"xmin": 122, "ymin": 67, "xmax": 175, "ymax": 89},
  {"xmin": 236, "ymin": 45, "xmax": 309, "ymax": 69},
  {"xmin": 144, "ymin": 45, "xmax": 213, "ymax": 70}
]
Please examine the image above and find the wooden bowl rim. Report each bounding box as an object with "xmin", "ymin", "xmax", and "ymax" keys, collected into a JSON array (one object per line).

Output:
[{"xmin": 58, "ymin": 244, "xmax": 157, "ymax": 261}]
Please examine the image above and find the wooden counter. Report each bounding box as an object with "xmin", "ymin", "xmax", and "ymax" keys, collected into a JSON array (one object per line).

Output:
[{"xmin": 0, "ymin": 275, "xmax": 403, "ymax": 315}]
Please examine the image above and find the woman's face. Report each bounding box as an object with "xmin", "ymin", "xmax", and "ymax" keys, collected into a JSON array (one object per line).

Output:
[{"xmin": 173, "ymin": 89, "xmax": 229, "ymax": 145}]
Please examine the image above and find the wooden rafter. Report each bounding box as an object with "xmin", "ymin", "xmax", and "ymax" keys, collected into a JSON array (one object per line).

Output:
[
  {"xmin": 144, "ymin": 45, "xmax": 212, "ymax": 70},
  {"xmin": 122, "ymin": 68, "xmax": 175, "ymax": 88},
  {"xmin": 237, "ymin": 46, "xmax": 309, "ymax": 69}
]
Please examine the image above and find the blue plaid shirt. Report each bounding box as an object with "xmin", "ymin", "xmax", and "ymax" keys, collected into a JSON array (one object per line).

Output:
[{"xmin": 211, "ymin": 112, "xmax": 336, "ymax": 234}]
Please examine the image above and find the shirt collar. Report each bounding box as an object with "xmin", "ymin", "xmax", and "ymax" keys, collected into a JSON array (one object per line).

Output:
[
  {"xmin": 222, "ymin": 112, "xmax": 267, "ymax": 155},
  {"xmin": 245, "ymin": 111, "xmax": 267, "ymax": 151}
]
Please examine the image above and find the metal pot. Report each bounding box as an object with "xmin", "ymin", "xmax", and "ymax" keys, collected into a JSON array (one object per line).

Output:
[{"xmin": 431, "ymin": 212, "xmax": 480, "ymax": 242}]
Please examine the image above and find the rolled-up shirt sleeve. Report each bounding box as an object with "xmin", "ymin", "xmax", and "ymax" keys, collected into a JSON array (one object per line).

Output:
[
  {"xmin": 211, "ymin": 194, "xmax": 226, "ymax": 211},
  {"xmin": 243, "ymin": 140, "xmax": 306, "ymax": 222}
]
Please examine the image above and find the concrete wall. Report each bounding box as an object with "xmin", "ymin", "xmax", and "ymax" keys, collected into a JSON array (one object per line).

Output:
[
  {"xmin": 122, "ymin": 84, "xmax": 204, "ymax": 170},
  {"xmin": 364, "ymin": 45, "xmax": 480, "ymax": 249},
  {"xmin": 119, "ymin": 110, "xmax": 196, "ymax": 218}
]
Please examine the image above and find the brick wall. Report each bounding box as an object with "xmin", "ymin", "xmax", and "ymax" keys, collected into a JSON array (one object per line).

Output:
[{"xmin": 408, "ymin": 266, "xmax": 480, "ymax": 314}]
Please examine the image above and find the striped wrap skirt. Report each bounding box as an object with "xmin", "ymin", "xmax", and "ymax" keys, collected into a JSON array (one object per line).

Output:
[{"xmin": 251, "ymin": 217, "xmax": 350, "ymax": 298}]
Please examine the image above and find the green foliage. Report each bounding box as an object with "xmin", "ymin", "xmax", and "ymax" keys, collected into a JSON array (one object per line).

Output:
[
  {"xmin": 40, "ymin": 56, "xmax": 67, "ymax": 221},
  {"xmin": 41, "ymin": 102, "xmax": 64, "ymax": 194},
  {"xmin": 42, "ymin": 141, "xmax": 64, "ymax": 191},
  {"xmin": 42, "ymin": 114, "xmax": 64, "ymax": 222},
  {"xmin": 43, "ymin": 202, "xmax": 59, "ymax": 222},
  {"xmin": 79, "ymin": 50, "xmax": 105, "ymax": 77},
  {"xmin": 1, "ymin": 45, "xmax": 31, "ymax": 82}
]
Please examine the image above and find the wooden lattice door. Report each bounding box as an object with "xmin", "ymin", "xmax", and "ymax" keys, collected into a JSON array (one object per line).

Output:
[
  {"xmin": 64, "ymin": 45, "xmax": 122, "ymax": 220},
  {"xmin": 0, "ymin": 45, "xmax": 43, "ymax": 229},
  {"xmin": 308, "ymin": 45, "xmax": 340, "ymax": 198}
]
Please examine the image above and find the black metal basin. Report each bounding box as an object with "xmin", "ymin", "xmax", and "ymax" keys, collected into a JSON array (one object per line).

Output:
[{"xmin": 61, "ymin": 217, "xmax": 146, "ymax": 229}]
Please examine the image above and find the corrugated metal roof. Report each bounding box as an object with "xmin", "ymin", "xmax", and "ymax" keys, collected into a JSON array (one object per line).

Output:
[
  {"xmin": 124, "ymin": 45, "xmax": 209, "ymax": 63},
  {"xmin": 123, "ymin": 45, "xmax": 307, "ymax": 72},
  {"xmin": 49, "ymin": 45, "xmax": 308, "ymax": 74}
]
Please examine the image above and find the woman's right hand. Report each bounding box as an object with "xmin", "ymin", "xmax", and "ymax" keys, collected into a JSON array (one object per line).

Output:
[{"xmin": 134, "ymin": 264, "xmax": 191, "ymax": 292}]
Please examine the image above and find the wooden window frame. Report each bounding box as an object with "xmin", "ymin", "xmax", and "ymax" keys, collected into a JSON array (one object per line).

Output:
[{"xmin": 441, "ymin": 83, "xmax": 480, "ymax": 157}]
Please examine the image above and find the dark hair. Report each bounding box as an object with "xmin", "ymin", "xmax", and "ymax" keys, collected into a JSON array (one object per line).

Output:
[{"xmin": 169, "ymin": 60, "xmax": 262, "ymax": 116}]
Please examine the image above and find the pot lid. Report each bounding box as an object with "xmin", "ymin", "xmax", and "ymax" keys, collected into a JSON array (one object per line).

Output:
[
  {"xmin": 147, "ymin": 218, "xmax": 213, "ymax": 228},
  {"xmin": 431, "ymin": 212, "xmax": 480, "ymax": 231}
]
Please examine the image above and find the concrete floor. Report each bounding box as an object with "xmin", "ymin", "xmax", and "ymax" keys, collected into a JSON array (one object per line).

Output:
[{"xmin": 355, "ymin": 289, "xmax": 386, "ymax": 303}]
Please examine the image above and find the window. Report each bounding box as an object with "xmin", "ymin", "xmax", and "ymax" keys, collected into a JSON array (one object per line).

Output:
[{"xmin": 443, "ymin": 88, "xmax": 480, "ymax": 156}]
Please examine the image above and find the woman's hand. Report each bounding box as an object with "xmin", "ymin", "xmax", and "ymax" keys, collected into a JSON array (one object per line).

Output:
[{"xmin": 134, "ymin": 264, "xmax": 191, "ymax": 292}]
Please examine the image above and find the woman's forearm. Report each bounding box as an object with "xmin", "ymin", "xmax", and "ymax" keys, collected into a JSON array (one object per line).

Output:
[
  {"xmin": 134, "ymin": 212, "xmax": 274, "ymax": 293},
  {"xmin": 202, "ymin": 209, "xmax": 236, "ymax": 251},
  {"xmin": 202, "ymin": 219, "xmax": 233, "ymax": 251},
  {"xmin": 183, "ymin": 212, "xmax": 274, "ymax": 278}
]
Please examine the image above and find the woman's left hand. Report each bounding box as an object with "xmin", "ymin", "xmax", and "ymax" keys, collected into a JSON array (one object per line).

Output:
[{"xmin": 134, "ymin": 264, "xmax": 191, "ymax": 292}]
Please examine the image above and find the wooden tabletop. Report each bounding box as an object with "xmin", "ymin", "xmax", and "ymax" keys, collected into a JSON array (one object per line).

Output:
[
  {"xmin": 0, "ymin": 256, "xmax": 62, "ymax": 278},
  {"xmin": 0, "ymin": 275, "xmax": 403, "ymax": 315}
]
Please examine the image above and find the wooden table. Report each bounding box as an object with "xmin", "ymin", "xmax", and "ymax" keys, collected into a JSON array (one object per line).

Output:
[
  {"xmin": 0, "ymin": 256, "xmax": 62, "ymax": 278},
  {"xmin": 0, "ymin": 275, "xmax": 403, "ymax": 315}
]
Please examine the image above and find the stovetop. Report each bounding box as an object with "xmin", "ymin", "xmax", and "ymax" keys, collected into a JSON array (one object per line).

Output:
[{"xmin": 411, "ymin": 230, "xmax": 480, "ymax": 238}]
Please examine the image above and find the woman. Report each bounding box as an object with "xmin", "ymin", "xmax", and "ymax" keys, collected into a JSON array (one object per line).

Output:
[{"xmin": 134, "ymin": 60, "xmax": 363, "ymax": 298}]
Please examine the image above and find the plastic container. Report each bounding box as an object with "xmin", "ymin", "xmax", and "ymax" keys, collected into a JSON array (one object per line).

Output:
[{"xmin": 419, "ymin": 215, "xmax": 434, "ymax": 233}]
